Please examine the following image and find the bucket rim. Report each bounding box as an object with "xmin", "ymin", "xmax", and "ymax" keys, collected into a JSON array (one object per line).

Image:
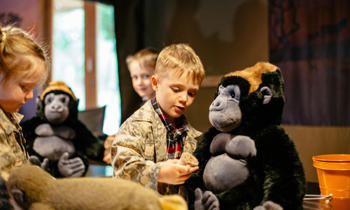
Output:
[{"xmin": 312, "ymin": 154, "xmax": 350, "ymax": 162}]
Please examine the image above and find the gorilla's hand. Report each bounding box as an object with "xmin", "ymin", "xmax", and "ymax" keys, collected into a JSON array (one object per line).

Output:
[
  {"xmin": 225, "ymin": 135, "xmax": 256, "ymax": 158},
  {"xmin": 29, "ymin": 155, "xmax": 41, "ymax": 166},
  {"xmin": 29, "ymin": 155, "xmax": 49, "ymax": 171},
  {"xmin": 253, "ymin": 201, "xmax": 282, "ymax": 210},
  {"xmin": 58, "ymin": 152, "xmax": 85, "ymax": 177},
  {"xmin": 194, "ymin": 188, "xmax": 219, "ymax": 210}
]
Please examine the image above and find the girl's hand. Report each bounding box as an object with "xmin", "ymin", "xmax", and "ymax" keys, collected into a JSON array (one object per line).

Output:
[{"xmin": 158, "ymin": 159, "xmax": 198, "ymax": 185}]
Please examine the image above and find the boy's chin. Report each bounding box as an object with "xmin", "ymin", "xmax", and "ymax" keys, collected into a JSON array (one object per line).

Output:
[{"xmin": 169, "ymin": 112, "xmax": 183, "ymax": 120}]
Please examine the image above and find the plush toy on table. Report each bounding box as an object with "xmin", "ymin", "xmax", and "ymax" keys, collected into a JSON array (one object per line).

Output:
[
  {"xmin": 21, "ymin": 81, "xmax": 104, "ymax": 178},
  {"xmin": 5, "ymin": 164, "xmax": 187, "ymax": 210},
  {"xmin": 186, "ymin": 62, "xmax": 306, "ymax": 210}
]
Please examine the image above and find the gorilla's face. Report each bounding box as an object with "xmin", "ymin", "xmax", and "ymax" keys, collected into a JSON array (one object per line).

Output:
[
  {"xmin": 209, "ymin": 85, "xmax": 242, "ymax": 132},
  {"xmin": 44, "ymin": 93, "xmax": 70, "ymax": 125}
]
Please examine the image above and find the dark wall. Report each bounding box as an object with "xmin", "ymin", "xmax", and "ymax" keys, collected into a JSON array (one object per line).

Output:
[
  {"xmin": 114, "ymin": 0, "xmax": 269, "ymax": 128},
  {"xmin": 108, "ymin": 0, "xmax": 350, "ymax": 182}
]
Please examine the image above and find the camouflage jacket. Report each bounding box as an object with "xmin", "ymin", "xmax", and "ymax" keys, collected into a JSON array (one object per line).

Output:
[
  {"xmin": 111, "ymin": 100, "xmax": 202, "ymax": 193},
  {"xmin": 0, "ymin": 108, "xmax": 28, "ymax": 180}
]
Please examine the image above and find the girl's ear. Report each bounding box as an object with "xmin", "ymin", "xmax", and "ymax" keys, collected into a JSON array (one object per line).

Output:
[{"xmin": 151, "ymin": 75, "xmax": 158, "ymax": 91}]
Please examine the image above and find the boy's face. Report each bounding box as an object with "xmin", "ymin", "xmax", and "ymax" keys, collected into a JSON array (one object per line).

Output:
[
  {"xmin": 0, "ymin": 57, "xmax": 45, "ymax": 113},
  {"xmin": 152, "ymin": 69, "xmax": 200, "ymax": 122},
  {"xmin": 128, "ymin": 60, "xmax": 154, "ymax": 100}
]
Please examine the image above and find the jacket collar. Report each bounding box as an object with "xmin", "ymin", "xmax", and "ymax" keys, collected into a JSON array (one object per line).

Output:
[
  {"xmin": 134, "ymin": 100, "xmax": 202, "ymax": 139},
  {"xmin": 0, "ymin": 108, "xmax": 24, "ymax": 135}
]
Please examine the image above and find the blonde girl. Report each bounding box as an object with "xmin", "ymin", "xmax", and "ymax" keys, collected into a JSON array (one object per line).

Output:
[{"xmin": 0, "ymin": 25, "xmax": 48, "ymax": 180}]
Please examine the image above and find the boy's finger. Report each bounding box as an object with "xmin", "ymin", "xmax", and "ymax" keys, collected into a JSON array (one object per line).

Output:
[
  {"xmin": 189, "ymin": 166, "xmax": 199, "ymax": 173},
  {"xmin": 179, "ymin": 173, "xmax": 192, "ymax": 181},
  {"xmin": 177, "ymin": 165, "xmax": 191, "ymax": 174},
  {"xmin": 180, "ymin": 165, "xmax": 198, "ymax": 175}
]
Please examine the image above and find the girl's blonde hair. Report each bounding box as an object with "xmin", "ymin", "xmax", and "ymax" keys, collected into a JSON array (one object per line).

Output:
[
  {"xmin": 0, "ymin": 25, "xmax": 48, "ymax": 85},
  {"xmin": 126, "ymin": 48, "xmax": 158, "ymax": 71},
  {"xmin": 155, "ymin": 43, "xmax": 205, "ymax": 85}
]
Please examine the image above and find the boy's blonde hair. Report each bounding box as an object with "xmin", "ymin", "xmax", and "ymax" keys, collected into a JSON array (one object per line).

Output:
[
  {"xmin": 0, "ymin": 25, "xmax": 48, "ymax": 85},
  {"xmin": 126, "ymin": 48, "xmax": 158, "ymax": 71},
  {"xmin": 155, "ymin": 44, "xmax": 205, "ymax": 85}
]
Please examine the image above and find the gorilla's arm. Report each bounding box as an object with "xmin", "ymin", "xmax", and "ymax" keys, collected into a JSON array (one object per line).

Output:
[
  {"xmin": 21, "ymin": 117, "xmax": 47, "ymax": 155},
  {"xmin": 255, "ymin": 126, "xmax": 305, "ymax": 210},
  {"xmin": 185, "ymin": 127, "xmax": 220, "ymax": 209},
  {"xmin": 71, "ymin": 120, "xmax": 105, "ymax": 163}
]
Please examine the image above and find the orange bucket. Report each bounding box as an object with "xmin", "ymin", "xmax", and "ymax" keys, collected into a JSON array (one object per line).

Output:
[{"xmin": 312, "ymin": 154, "xmax": 350, "ymax": 199}]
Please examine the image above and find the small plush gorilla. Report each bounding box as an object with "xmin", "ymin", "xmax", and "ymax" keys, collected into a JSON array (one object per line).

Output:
[
  {"xmin": 21, "ymin": 81, "xmax": 104, "ymax": 178},
  {"xmin": 186, "ymin": 62, "xmax": 305, "ymax": 210}
]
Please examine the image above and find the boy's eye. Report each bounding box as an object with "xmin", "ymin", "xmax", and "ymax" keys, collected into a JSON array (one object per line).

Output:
[
  {"xmin": 171, "ymin": 87, "xmax": 180, "ymax": 93},
  {"xmin": 131, "ymin": 76, "xmax": 138, "ymax": 80},
  {"xmin": 141, "ymin": 74, "xmax": 150, "ymax": 79},
  {"xmin": 171, "ymin": 87, "xmax": 180, "ymax": 92},
  {"xmin": 188, "ymin": 91, "xmax": 197, "ymax": 97}
]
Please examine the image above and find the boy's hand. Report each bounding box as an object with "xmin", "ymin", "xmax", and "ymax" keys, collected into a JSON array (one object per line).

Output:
[
  {"xmin": 103, "ymin": 134, "xmax": 116, "ymax": 164},
  {"xmin": 158, "ymin": 159, "xmax": 198, "ymax": 185}
]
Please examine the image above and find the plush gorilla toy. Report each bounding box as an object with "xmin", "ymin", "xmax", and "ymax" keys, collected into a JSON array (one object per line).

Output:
[
  {"xmin": 21, "ymin": 81, "xmax": 104, "ymax": 178},
  {"xmin": 186, "ymin": 62, "xmax": 305, "ymax": 210}
]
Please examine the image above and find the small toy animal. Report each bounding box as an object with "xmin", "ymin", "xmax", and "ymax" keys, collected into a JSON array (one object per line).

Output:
[
  {"xmin": 21, "ymin": 81, "xmax": 104, "ymax": 178},
  {"xmin": 7, "ymin": 164, "xmax": 187, "ymax": 210}
]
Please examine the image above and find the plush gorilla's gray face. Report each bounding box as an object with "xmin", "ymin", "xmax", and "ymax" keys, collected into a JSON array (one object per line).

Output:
[
  {"xmin": 209, "ymin": 84, "xmax": 242, "ymax": 132},
  {"xmin": 44, "ymin": 93, "xmax": 70, "ymax": 125}
]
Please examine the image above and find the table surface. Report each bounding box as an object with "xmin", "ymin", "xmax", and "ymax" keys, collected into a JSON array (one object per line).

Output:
[{"xmin": 303, "ymin": 198, "xmax": 350, "ymax": 210}]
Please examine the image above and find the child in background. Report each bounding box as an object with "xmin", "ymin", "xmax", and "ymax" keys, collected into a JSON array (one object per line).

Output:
[
  {"xmin": 126, "ymin": 48, "xmax": 158, "ymax": 103},
  {"xmin": 103, "ymin": 48, "xmax": 158, "ymax": 164},
  {"xmin": 111, "ymin": 43, "xmax": 205, "ymax": 195},
  {"xmin": 0, "ymin": 25, "xmax": 48, "ymax": 180}
]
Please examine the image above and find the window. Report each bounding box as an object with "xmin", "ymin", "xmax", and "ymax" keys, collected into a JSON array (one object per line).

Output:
[
  {"xmin": 53, "ymin": 1, "xmax": 85, "ymax": 109},
  {"xmin": 53, "ymin": 0, "xmax": 120, "ymax": 135},
  {"xmin": 96, "ymin": 3, "xmax": 120, "ymax": 135},
  {"xmin": 52, "ymin": 0, "xmax": 120, "ymax": 176}
]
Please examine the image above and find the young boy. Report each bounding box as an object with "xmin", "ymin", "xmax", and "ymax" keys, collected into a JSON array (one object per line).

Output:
[
  {"xmin": 126, "ymin": 48, "xmax": 158, "ymax": 103},
  {"xmin": 111, "ymin": 43, "xmax": 205, "ymax": 195}
]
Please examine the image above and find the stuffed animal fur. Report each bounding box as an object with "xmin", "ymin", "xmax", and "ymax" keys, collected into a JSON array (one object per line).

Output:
[
  {"xmin": 6, "ymin": 164, "xmax": 187, "ymax": 210},
  {"xmin": 186, "ymin": 62, "xmax": 305, "ymax": 210},
  {"xmin": 21, "ymin": 81, "xmax": 104, "ymax": 178}
]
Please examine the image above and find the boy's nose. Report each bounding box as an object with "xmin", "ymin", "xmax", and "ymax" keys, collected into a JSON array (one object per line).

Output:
[
  {"xmin": 179, "ymin": 92, "xmax": 188, "ymax": 103},
  {"xmin": 136, "ymin": 78, "xmax": 143, "ymax": 85}
]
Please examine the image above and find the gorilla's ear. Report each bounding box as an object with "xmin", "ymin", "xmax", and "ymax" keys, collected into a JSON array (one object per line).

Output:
[{"xmin": 260, "ymin": 86, "xmax": 272, "ymax": 104}]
